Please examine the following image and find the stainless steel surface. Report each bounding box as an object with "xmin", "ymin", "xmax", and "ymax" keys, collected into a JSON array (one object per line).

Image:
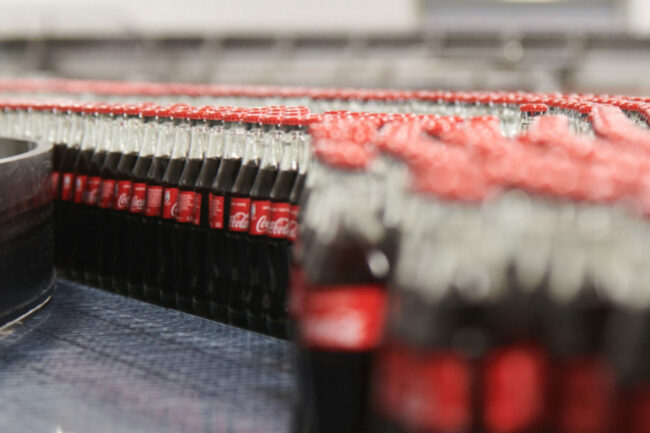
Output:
[
  {"xmin": 0, "ymin": 280, "xmax": 294, "ymax": 433},
  {"xmin": 0, "ymin": 138, "xmax": 54, "ymax": 327}
]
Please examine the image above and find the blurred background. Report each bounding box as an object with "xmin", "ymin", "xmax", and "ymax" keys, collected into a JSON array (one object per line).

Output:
[{"xmin": 0, "ymin": 0, "xmax": 648, "ymax": 94}]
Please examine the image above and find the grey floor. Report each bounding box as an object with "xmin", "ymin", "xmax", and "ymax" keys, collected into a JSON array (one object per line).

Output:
[{"xmin": 0, "ymin": 280, "xmax": 294, "ymax": 433}]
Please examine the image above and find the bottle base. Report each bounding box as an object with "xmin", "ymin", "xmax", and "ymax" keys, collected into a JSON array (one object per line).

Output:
[
  {"xmin": 142, "ymin": 284, "xmax": 160, "ymax": 304},
  {"xmin": 209, "ymin": 302, "xmax": 228, "ymax": 323},
  {"xmin": 247, "ymin": 313, "xmax": 267, "ymax": 334},
  {"xmin": 175, "ymin": 294, "xmax": 193, "ymax": 312},
  {"xmin": 112, "ymin": 279, "xmax": 129, "ymax": 295},
  {"xmin": 127, "ymin": 281, "xmax": 144, "ymax": 299},
  {"xmin": 98, "ymin": 275, "xmax": 114, "ymax": 292},
  {"xmin": 267, "ymin": 316, "xmax": 289, "ymax": 339},
  {"xmin": 192, "ymin": 298, "xmax": 210, "ymax": 318},
  {"xmin": 159, "ymin": 291, "xmax": 175, "ymax": 308},
  {"xmin": 228, "ymin": 307, "xmax": 248, "ymax": 329},
  {"xmin": 69, "ymin": 269, "xmax": 84, "ymax": 283},
  {"xmin": 83, "ymin": 271, "xmax": 99, "ymax": 287}
]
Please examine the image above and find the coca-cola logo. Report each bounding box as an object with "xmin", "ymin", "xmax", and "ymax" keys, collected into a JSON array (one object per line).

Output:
[
  {"xmin": 131, "ymin": 195, "xmax": 145, "ymax": 211},
  {"xmin": 230, "ymin": 211, "xmax": 249, "ymax": 230},
  {"xmin": 269, "ymin": 217, "xmax": 291, "ymax": 237},
  {"xmin": 164, "ymin": 190, "xmax": 179, "ymax": 217},
  {"xmin": 255, "ymin": 215, "xmax": 269, "ymax": 234},
  {"xmin": 63, "ymin": 176, "xmax": 71, "ymax": 187},
  {"xmin": 117, "ymin": 193, "xmax": 130, "ymax": 209},
  {"xmin": 87, "ymin": 188, "xmax": 99, "ymax": 204},
  {"xmin": 75, "ymin": 178, "xmax": 83, "ymax": 188},
  {"xmin": 288, "ymin": 219, "xmax": 298, "ymax": 240}
]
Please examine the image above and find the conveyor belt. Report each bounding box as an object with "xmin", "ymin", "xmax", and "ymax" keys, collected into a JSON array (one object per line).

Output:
[{"xmin": 0, "ymin": 279, "xmax": 294, "ymax": 433}]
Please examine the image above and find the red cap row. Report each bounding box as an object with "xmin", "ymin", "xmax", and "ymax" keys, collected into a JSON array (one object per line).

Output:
[
  {"xmin": 310, "ymin": 106, "xmax": 650, "ymax": 215},
  {"xmin": 0, "ymin": 99, "xmax": 317, "ymax": 126},
  {"xmin": 0, "ymin": 78, "xmax": 648, "ymax": 121}
]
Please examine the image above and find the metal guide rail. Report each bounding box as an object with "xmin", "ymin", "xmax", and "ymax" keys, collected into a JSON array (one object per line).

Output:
[{"xmin": 0, "ymin": 137, "xmax": 54, "ymax": 329}]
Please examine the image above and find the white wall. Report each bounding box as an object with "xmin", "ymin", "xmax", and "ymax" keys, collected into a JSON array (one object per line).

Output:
[
  {"xmin": 0, "ymin": 0, "xmax": 419, "ymax": 38},
  {"xmin": 626, "ymin": 0, "xmax": 650, "ymax": 36}
]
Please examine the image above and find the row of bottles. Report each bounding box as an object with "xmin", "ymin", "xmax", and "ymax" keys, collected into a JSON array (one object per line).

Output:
[{"xmin": 292, "ymin": 108, "xmax": 650, "ymax": 433}]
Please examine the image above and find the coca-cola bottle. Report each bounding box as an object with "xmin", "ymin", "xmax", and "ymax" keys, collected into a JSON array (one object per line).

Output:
[
  {"xmin": 522, "ymin": 114, "xmax": 616, "ymax": 433},
  {"xmin": 96, "ymin": 105, "xmax": 127, "ymax": 290},
  {"xmin": 227, "ymin": 112, "xmax": 263, "ymax": 327},
  {"xmin": 125, "ymin": 106, "xmax": 160, "ymax": 298},
  {"xmin": 51, "ymin": 104, "xmax": 69, "ymax": 273},
  {"xmin": 173, "ymin": 110, "xmax": 208, "ymax": 311},
  {"xmin": 159, "ymin": 114, "xmax": 191, "ymax": 306},
  {"xmin": 265, "ymin": 125, "xmax": 302, "ymax": 337},
  {"xmin": 82, "ymin": 105, "xmax": 113, "ymax": 286},
  {"xmin": 142, "ymin": 107, "xmax": 176, "ymax": 303},
  {"xmin": 207, "ymin": 110, "xmax": 246, "ymax": 321},
  {"xmin": 110, "ymin": 105, "xmax": 146, "ymax": 294},
  {"xmin": 293, "ymin": 135, "xmax": 389, "ymax": 433},
  {"xmin": 245, "ymin": 115, "xmax": 281, "ymax": 331},
  {"xmin": 57, "ymin": 104, "xmax": 84, "ymax": 277},
  {"xmin": 68, "ymin": 105, "xmax": 99, "ymax": 281},
  {"xmin": 193, "ymin": 110, "xmax": 225, "ymax": 316},
  {"xmin": 285, "ymin": 122, "xmax": 311, "ymax": 333}
]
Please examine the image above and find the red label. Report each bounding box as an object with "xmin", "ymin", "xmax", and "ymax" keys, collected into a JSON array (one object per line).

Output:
[
  {"xmin": 249, "ymin": 200, "xmax": 271, "ymax": 236},
  {"xmin": 73, "ymin": 175, "xmax": 87, "ymax": 204},
  {"xmin": 193, "ymin": 194, "xmax": 202, "ymax": 226},
  {"xmin": 176, "ymin": 190, "xmax": 196, "ymax": 224},
  {"xmin": 85, "ymin": 176, "xmax": 102, "ymax": 205},
  {"xmin": 376, "ymin": 345, "xmax": 472, "ymax": 432},
  {"xmin": 114, "ymin": 180, "xmax": 132, "ymax": 211},
  {"xmin": 630, "ymin": 386, "xmax": 650, "ymax": 433},
  {"xmin": 268, "ymin": 202, "xmax": 291, "ymax": 239},
  {"xmin": 162, "ymin": 187, "xmax": 179, "ymax": 219},
  {"xmin": 299, "ymin": 284, "xmax": 387, "ymax": 351},
  {"xmin": 289, "ymin": 265, "xmax": 306, "ymax": 318},
  {"xmin": 98, "ymin": 179, "xmax": 116, "ymax": 209},
  {"xmin": 145, "ymin": 185, "xmax": 163, "ymax": 217},
  {"xmin": 288, "ymin": 205, "xmax": 299, "ymax": 241},
  {"xmin": 558, "ymin": 357, "xmax": 614, "ymax": 433},
  {"xmin": 209, "ymin": 194, "xmax": 225, "ymax": 229},
  {"xmin": 375, "ymin": 344, "xmax": 412, "ymax": 422},
  {"xmin": 61, "ymin": 172, "xmax": 75, "ymax": 201},
  {"xmin": 51, "ymin": 171, "xmax": 60, "ymax": 200},
  {"xmin": 483, "ymin": 345, "xmax": 548, "ymax": 433},
  {"xmin": 229, "ymin": 197, "xmax": 251, "ymax": 232},
  {"xmin": 129, "ymin": 182, "xmax": 147, "ymax": 214}
]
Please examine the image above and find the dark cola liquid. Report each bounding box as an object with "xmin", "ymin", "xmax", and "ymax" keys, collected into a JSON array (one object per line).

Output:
[
  {"xmin": 174, "ymin": 158, "xmax": 204, "ymax": 312},
  {"xmin": 96, "ymin": 150, "xmax": 122, "ymax": 290},
  {"xmin": 52, "ymin": 142, "xmax": 66, "ymax": 271},
  {"xmin": 109, "ymin": 152, "xmax": 139, "ymax": 294},
  {"xmin": 82, "ymin": 149, "xmax": 107, "ymax": 285},
  {"xmin": 193, "ymin": 156, "xmax": 222, "ymax": 316},
  {"xmin": 125, "ymin": 154, "xmax": 153, "ymax": 299},
  {"xmin": 142, "ymin": 156, "xmax": 170, "ymax": 302},
  {"xmin": 294, "ymin": 351, "xmax": 373, "ymax": 433},
  {"xmin": 266, "ymin": 169, "xmax": 297, "ymax": 337},
  {"xmin": 57, "ymin": 144, "xmax": 81, "ymax": 277},
  {"xmin": 208, "ymin": 157, "xmax": 241, "ymax": 321},
  {"xmin": 159, "ymin": 158, "xmax": 186, "ymax": 307},
  {"xmin": 246, "ymin": 167, "xmax": 277, "ymax": 332},
  {"xmin": 227, "ymin": 162, "xmax": 259, "ymax": 328},
  {"xmin": 69, "ymin": 148, "xmax": 95, "ymax": 281}
]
